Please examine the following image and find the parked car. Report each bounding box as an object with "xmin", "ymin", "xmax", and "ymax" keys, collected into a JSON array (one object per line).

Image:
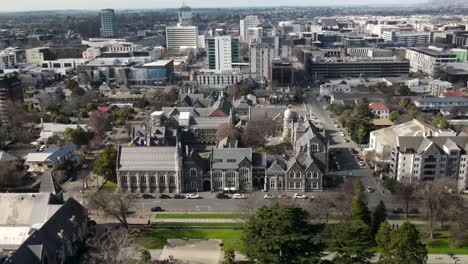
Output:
[
  {"xmin": 355, "ymin": 155, "xmax": 361, "ymax": 160},
  {"xmin": 407, "ymin": 208, "xmax": 419, "ymax": 214},
  {"xmin": 340, "ymin": 131, "xmax": 345, "ymax": 136},
  {"xmin": 293, "ymin": 193, "xmax": 308, "ymax": 199},
  {"xmin": 159, "ymin": 194, "xmax": 171, "ymax": 199},
  {"xmin": 366, "ymin": 186, "xmax": 374, "ymax": 193},
  {"xmin": 69, "ymin": 176, "xmax": 76, "ymax": 182},
  {"xmin": 344, "ymin": 139, "xmax": 350, "ymax": 143},
  {"xmin": 393, "ymin": 208, "xmax": 404, "ymax": 214},
  {"xmin": 186, "ymin": 193, "xmax": 200, "ymax": 199},
  {"xmin": 80, "ymin": 163, "xmax": 88, "ymax": 169},
  {"xmin": 277, "ymin": 194, "xmax": 289, "ymax": 199},
  {"xmin": 173, "ymin": 194, "xmax": 185, "ymax": 199},
  {"xmin": 264, "ymin": 194, "xmax": 274, "ymax": 199},
  {"xmin": 334, "ymin": 123, "xmax": 340, "ymax": 128},
  {"xmin": 328, "ymin": 114, "xmax": 334, "ymax": 118},
  {"xmin": 232, "ymin": 193, "xmax": 245, "ymax": 199},
  {"xmin": 142, "ymin": 194, "xmax": 155, "ymax": 199},
  {"xmin": 216, "ymin": 193, "xmax": 230, "ymax": 199},
  {"xmin": 223, "ymin": 187, "xmax": 231, "ymax": 193},
  {"xmin": 323, "ymin": 106, "xmax": 328, "ymax": 110},
  {"xmin": 151, "ymin": 206, "xmax": 163, "ymax": 212},
  {"xmin": 359, "ymin": 161, "xmax": 366, "ymax": 167}
]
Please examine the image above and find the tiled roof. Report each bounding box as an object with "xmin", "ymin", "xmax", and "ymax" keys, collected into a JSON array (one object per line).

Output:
[
  {"xmin": 211, "ymin": 148, "xmax": 252, "ymax": 170},
  {"xmin": 369, "ymin": 102, "xmax": 389, "ymax": 111}
]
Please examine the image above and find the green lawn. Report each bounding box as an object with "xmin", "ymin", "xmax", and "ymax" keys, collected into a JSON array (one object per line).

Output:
[
  {"xmin": 153, "ymin": 222, "xmax": 245, "ymax": 228},
  {"xmin": 132, "ymin": 228, "xmax": 243, "ymax": 251},
  {"xmin": 154, "ymin": 213, "xmax": 244, "ymax": 219},
  {"xmin": 101, "ymin": 181, "xmax": 118, "ymax": 192},
  {"xmin": 425, "ymin": 231, "xmax": 468, "ymax": 255}
]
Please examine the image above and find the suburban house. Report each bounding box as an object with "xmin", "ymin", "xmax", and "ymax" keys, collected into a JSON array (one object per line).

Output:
[
  {"xmin": 25, "ymin": 143, "xmax": 77, "ymax": 174},
  {"xmin": 369, "ymin": 102, "xmax": 390, "ymax": 119}
]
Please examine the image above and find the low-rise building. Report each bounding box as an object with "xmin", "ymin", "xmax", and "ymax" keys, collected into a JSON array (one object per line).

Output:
[
  {"xmin": 414, "ymin": 97, "xmax": 468, "ymax": 111},
  {"xmin": 25, "ymin": 143, "xmax": 77, "ymax": 174},
  {"xmin": 369, "ymin": 102, "xmax": 390, "ymax": 119},
  {"xmin": 319, "ymin": 83, "xmax": 351, "ymax": 97}
]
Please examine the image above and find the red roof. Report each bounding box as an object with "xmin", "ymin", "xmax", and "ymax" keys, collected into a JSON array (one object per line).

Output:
[
  {"xmin": 97, "ymin": 106, "xmax": 114, "ymax": 113},
  {"xmin": 368, "ymin": 102, "xmax": 389, "ymax": 111},
  {"xmin": 442, "ymin": 90, "xmax": 466, "ymax": 98}
]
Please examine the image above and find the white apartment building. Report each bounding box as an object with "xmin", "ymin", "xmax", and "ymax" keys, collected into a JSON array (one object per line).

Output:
[
  {"xmin": 82, "ymin": 47, "xmax": 102, "ymax": 60},
  {"xmin": 391, "ymin": 135, "xmax": 468, "ymax": 191},
  {"xmin": 0, "ymin": 50, "xmax": 16, "ymax": 70},
  {"xmin": 405, "ymin": 46, "xmax": 457, "ymax": 77},
  {"xmin": 428, "ymin": 79, "xmax": 453, "ymax": 96},
  {"xmin": 240, "ymin": 16, "xmax": 260, "ymax": 42},
  {"xmin": 206, "ymin": 36, "xmax": 238, "ymax": 72},
  {"xmin": 414, "ymin": 97, "xmax": 468, "ymax": 110},
  {"xmin": 25, "ymin": 47, "xmax": 50, "ymax": 64},
  {"xmin": 41, "ymin": 58, "xmax": 89, "ymax": 74},
  {"xmin": 166, "ymin": 25, "xmax": 199, "ymax": 54},
  {"xmin": 319, "ymin": 83, "xmax": 351, "ymax": 97},
  {"xmin": 197, "ymin": 69, "xmax": 245, "ymax": 89},
  {"xmin": 249, "ymin": 42, "xmax": 271, "ymax": 84},
  {"xmin": 383, "ymin": 31, "xmax": 430, "ymax": 46},
  {"xmin": 246, "ymin": 27, "xmax": 263, "ymax": 43}
]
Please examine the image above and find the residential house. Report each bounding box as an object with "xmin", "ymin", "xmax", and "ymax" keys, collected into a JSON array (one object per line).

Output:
[
  {"xmin": 369, "ymin": 102, "xmax": 390, "ymax": 119},
  {"xmin": 25, "ymin": 143, "xmax": 77, "ymax": 174}
]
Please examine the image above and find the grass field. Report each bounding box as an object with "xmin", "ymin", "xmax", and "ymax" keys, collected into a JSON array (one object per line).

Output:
[
  {"xmin": 132, "ymin": 228, "xmax": 243, "ymax": 251},
  {"xmin": 154, "ymin": 213, "xmax": 244, "ymax": 219},
  {"xmin": 152, "ymin": 222, "xmax": 245, "ymax": 228},
  {"xmin": 425, "ymin": 231, "xmax": 468, "ymax": 255},
  {"xmin": 101, "ymin": 181, "xmax": 118, "ymax": 192}
]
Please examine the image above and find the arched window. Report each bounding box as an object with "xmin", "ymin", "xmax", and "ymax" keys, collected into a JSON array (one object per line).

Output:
[
  {"xmin": 313, "ymin": 171, "xmax": 319, "ymax": 179},
  {"xmin": 150, "ymin": 176, "xmax": 156, "ymax": 184},
  {"xmin": 289, "ymin": 171, "xmax": 295, "ymax": 179},
  {"xmin": 296, "ymin": 172, "xmax": 301, "ymax": 179},
  {"xmin": 190, "ymin": 168, "xmax": 197, "ymax": 177},
  {"xmin": 140, "ymin": 175, "xmax": 146, "ymax": 184},
  {"xmin": 131, "ymin": 176, "xmax": 137, "ymax": 184},
  {"xmin": 306, "ymin": 171, "xmax": 312, "ymax": 179},
  {"xmin": 226, "ymin": 170, "xmax": 236, "ymax": 187},
  {"xmin": 239, "ymin": 167, "xmax": 250, "ymax": 177},
  {"xmin": 169, "ymin": 176, "xmax": 175, "ymax": 185}
]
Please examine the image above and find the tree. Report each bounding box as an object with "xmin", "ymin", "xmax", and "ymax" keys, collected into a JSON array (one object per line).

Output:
[
  {"xmin": 331, "ymin": 220, "xmax": 375, "ymax": 264},
  {"xmin": 93, "ymin": 147, "xmax": 118, "ymax": 181},
  {"xmin": 417, "ymin": 178, "xmax": 461, "ymax": 239},
  {"xmin": 88, "ymin": 191, "xmax": 136, "ymax": 228},
  {"xmin": 0, "ymin": 162, "xmax": 25, "ymax": 188},
  {"xmin": 242, "ymin": 118, "xmax": 279, "ymax": 147},
  {"xmin": 399, "ymin": 98, "xmax": 411, "ymax": 108},
  {"xmin": 227, "ymin": 83, "xmax": 240, "ymax": 99},
  {"xmin": 351, "ymin": 181, "xmax": 371, "ymax": 225},
  {"xmin": 394, "ymin": 182, "xmax": 416, "ymax": 218},
  {"xmin": 88, "ymin": 111, "xmax": 111, "ymax": 137},
  {"xmin": 86, "ymin": 228, "xmax": 141, "ymax": 263},
  {"xmin": 216, "ymin": 123, "xmax": 241, "ymax": 141},
  {"xmin": 242, "ymin": 204, "xmax": 323, "ymax": 264},
  {"xmin": 431, "ymin": 114, "xmax": 449, "ymax": 129},
  {"xmin": 222, "ymin": 249, "xmax": 235, "ymax": 264},
  {"xmin": 46, "ymin": 134, "xmax": 62, "ymax": 145},
  {"xmin": 371, "ymin": 201, "xmax": 387, "ymax": 235},
  {"xmin": 388, "ymin": 111, "xmax": 400, "ymax": 122},
  {"xmin": 114, "ymin": 108, "xmax": 130, "ymax": 125},
  {"xmin": 86, "ymin": 102, "xmax": 97, "ymax": 111},
  {"xmin": 79, "ymin": 109, "xmax": 89, "ymax": 119},
  {"xmin": 54, "ymin": 114, "xmax": 71, "ymax": 124},
  {"xmin": 64, "ymin": 127, "xmax": 93, "ymax": 146},
  {"xmin": 377, "ymin": 222, "xmax": 428, "ymax": 264},
  {"xmin": 352, "ymin": 98, "xmax": 373, "ymax": 119},
  {"xmin": 398, "ymin": 85, "xmax": 411, "ymax": 96}
]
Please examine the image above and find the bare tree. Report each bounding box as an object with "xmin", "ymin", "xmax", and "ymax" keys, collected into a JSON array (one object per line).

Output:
[
  {"xmin": 88, "ymin": 111, "xmax": 111, "ymax": 137},
  {"xmin": 242, "ymin": 118, "xmax": 280, "ymax": 148},
  {"xmin": 216, "ymin": 123, "xmax": 241, "ymax": 141},
  {"xmin": 227, "ymin": 83, "xmax": 240, "ymax": 99},
  {"xmin": 394, "ymin": 182, "xmax": 416, "ymax": 218},
  {"xmin": 0, "ymin": 162, "xmax": 25, "ymax": 188},
  {"xmin": 417, "ymin": 178, "xmax": 461, "ymax": 239},
  {"xmin": 305, "ymin": 193, "xmax": 339, "ymax": 224},
  {"xmin": 88, "ymin": 191, "xmax": 137, "ymax": 229},
  {"xmin": 86, "ymin": 228, "xmax": 142, "ymax": 264}
]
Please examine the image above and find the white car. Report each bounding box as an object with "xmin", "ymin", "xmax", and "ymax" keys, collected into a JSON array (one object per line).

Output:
[
  {"xmin": 359, "ymin": 161, "xmax": 366, "ymax": 167},
  {"xmin": 264, "ymin": 194, "xmax": 274, "ymax": 199},
  {"xmin": 366, "ymin": 186, "xmax": 374, "ymax": 193},
  {"xmin": 232, "ymin": 194, "xmax": 245, "ymax": 199},
  {"xmin": 340, "ymin": 131, "xmax": 345, "ymax": 136},
  {"xmin": 323, "ymin": 106, "xmax": 328, "ymax": 110},
  {"xmin": 309, "ymin": 194, "xmax": 317, "ymax": 199},
  {"xmin": 293, "ymin": 193, "xmax": 308, "ymax": 199},
  {"xmin": 186, "ymin": 194, "xmax": 200, "ymax": 199},
  {"xmin": 334, "ymin": 123, "xmax": 340, "ymax": 128}
]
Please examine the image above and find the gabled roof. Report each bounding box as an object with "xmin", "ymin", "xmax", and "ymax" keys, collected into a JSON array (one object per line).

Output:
[
  {"xmin": 118, "ymin": 146, "xmax": 176, "ymax": 171},
  {"xmin": 369, "ymin": 102, "xmax": 389, "ymax": 111},
  {"xmin": 211, "ymin": 148, "xmax": 252, "ymax": 170}
]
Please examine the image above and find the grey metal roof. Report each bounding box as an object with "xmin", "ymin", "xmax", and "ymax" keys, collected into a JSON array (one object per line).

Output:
[
  {"xmin": 118, "ymin": 146, "xmax": 176, "ymax": 171},
  {"xmin": 211, "ymin": 148, "xmax": 252, "ymax": 170}
]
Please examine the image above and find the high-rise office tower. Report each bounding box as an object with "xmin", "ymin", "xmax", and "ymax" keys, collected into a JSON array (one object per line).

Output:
[
  {"xmin": 249, "ymin": 42, "xmax": 271, "ymax": 84},
  {"xmin": 240, "ymin": 15, "xmax": 260, "ymax": 42},
  {"xmin": 0, "ymin": 74, "xmax": 23, "ymax": 123},
  {"xmin": 206, "ymin": 36, "xmax": 239, "ymax": 72},
  {"xmin": 166, "ymin": 26, "xmax": 199, "ymax": 54},
  {"xmin": 178, "ymin": 4, "xmax": 193, "ymax": 26},
  {"xmin": 99, "ymin": 9, "xmax": 117, "ymax": 38}
]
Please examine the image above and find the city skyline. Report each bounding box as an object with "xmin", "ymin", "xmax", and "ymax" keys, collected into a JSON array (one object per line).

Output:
[{"xmin": 2, "ymin": 0, "xmax": 428, "ymax": 12}]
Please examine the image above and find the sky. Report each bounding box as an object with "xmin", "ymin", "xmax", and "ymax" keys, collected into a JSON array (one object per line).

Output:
[{"xmin": 3, "ymin": 0, "xmax": 427, "ymax": 12}]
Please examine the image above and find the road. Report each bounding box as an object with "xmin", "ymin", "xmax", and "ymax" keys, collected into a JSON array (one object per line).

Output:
[{"xmin": 304, "ymin": 92, "xmax": 396, "ymax": 210}]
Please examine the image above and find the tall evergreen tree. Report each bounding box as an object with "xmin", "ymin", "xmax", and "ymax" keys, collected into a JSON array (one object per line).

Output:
[
  {"xmin": 351, "ymin": 181, "xmax": 371, "ymax": 225},
  {"xmin": 242, "ymin": 204, "xmax": 323, "ymax": 264},
  {"xmin": 377, "ymin": 221, "xmax": 428, "ymax": 264},
  {"xmin": 371, "ymin": 200, "xmax": 387, "ymax": 235},
  {"xmin": 331, "ymin": 220, "xmax": 375, "ymax": 264}
]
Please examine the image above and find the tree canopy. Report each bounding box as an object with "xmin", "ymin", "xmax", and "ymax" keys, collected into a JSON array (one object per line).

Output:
[
  {"xmin": 93, "ymin": 147, "xmax": 118, "ymax": 181},
  {"xmin": 242, "ymin": 204, "xmax": 323, "ymax": 264},
  {"xmin": 331, "ymin": 220, "xmax": 375, "ymax": 264},
  {"xmin": 351, "ymin": 181, "xmax": 371, "ymax": 225}
]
